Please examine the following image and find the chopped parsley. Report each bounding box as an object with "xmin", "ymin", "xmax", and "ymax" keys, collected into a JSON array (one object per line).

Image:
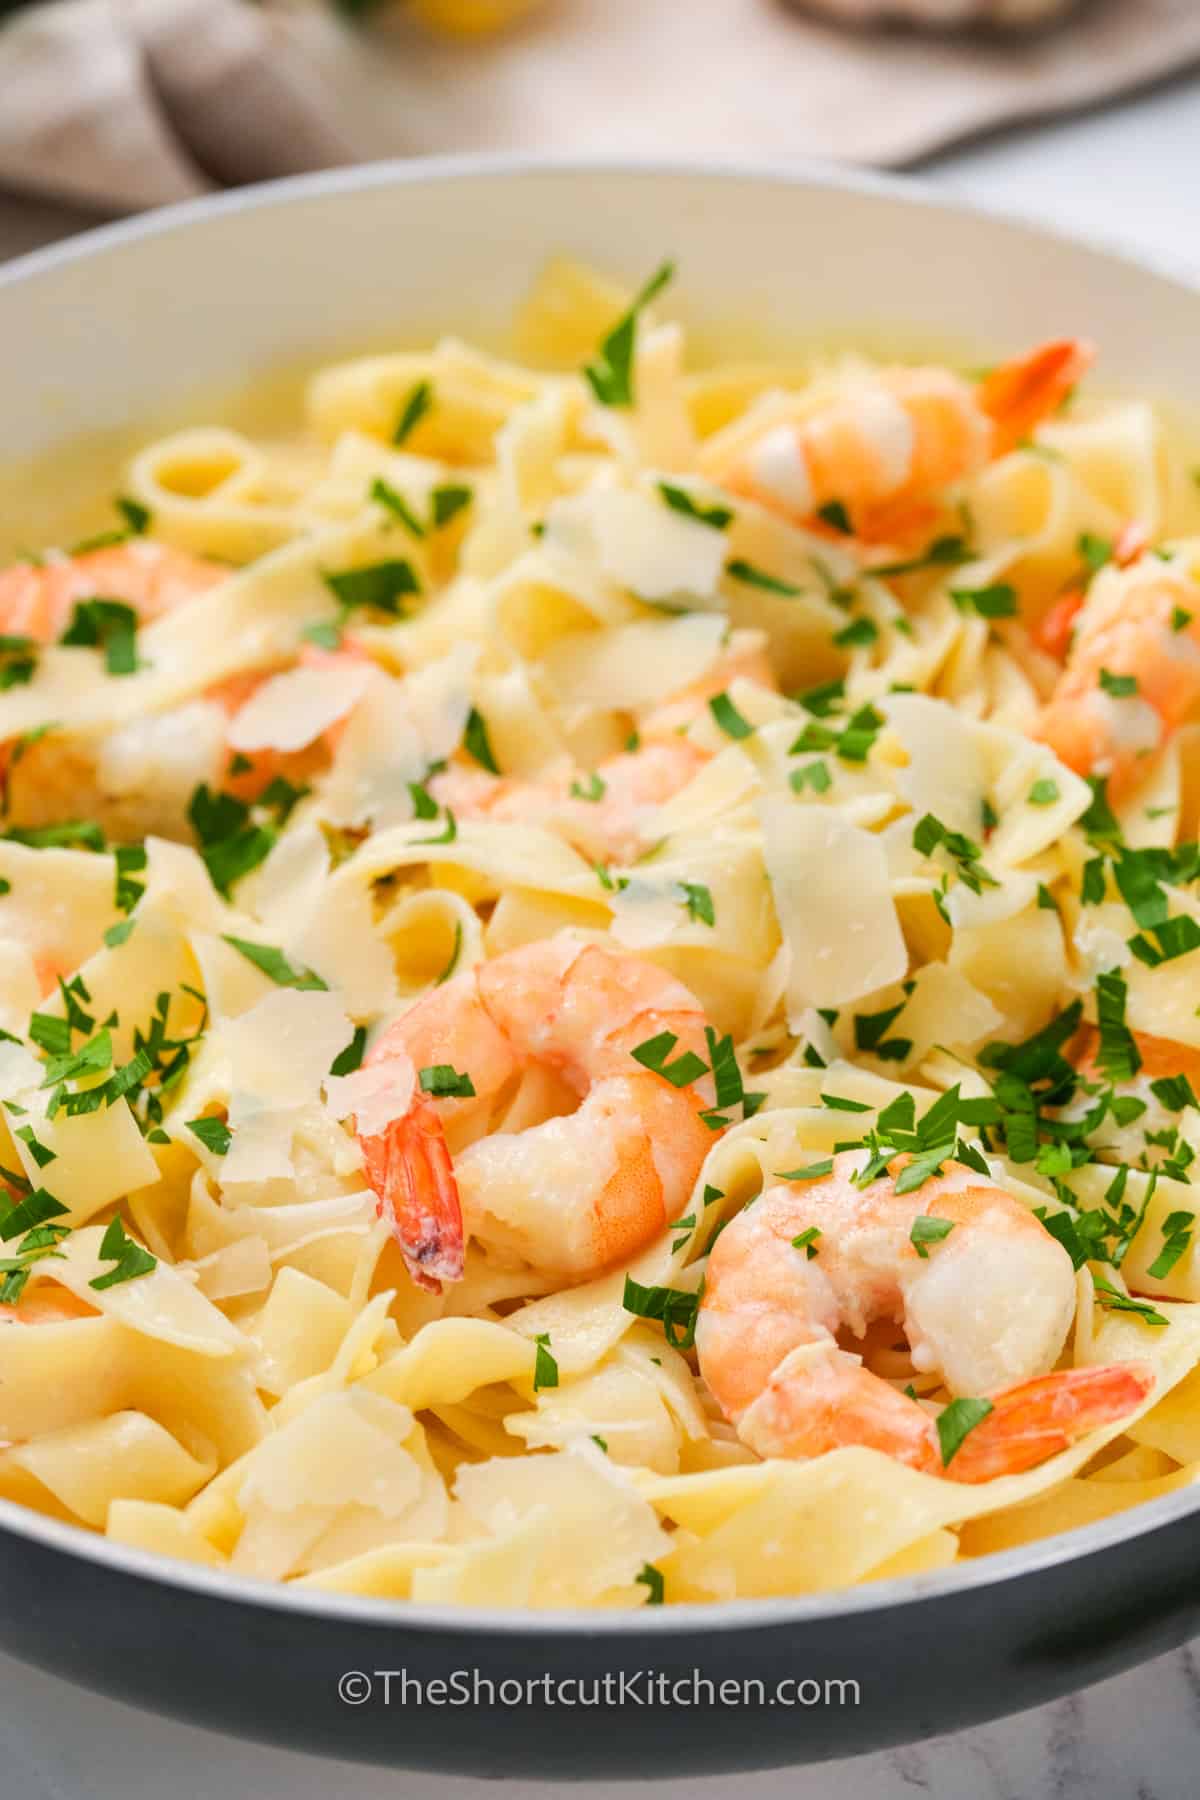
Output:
[
  {"xmin": 622, "ymin": 1273, "xmax": 702, "ymax": 1349},
  {"xmin": 0, "ymin": 1187, "xmax": 68, "ymax": 1243},
  {"xmin": 0, "ymin": 634, "xmax": 37, "ymax": 690},
  {"xmin": 435, "ymin": 921, "xmax": 463, "ymax": 986},
  {"xmin": 630, "ymin": 1031, "xmax": 707, "ymax": 1089},
  {"xmin": 392, "ymin": 379, "xmax": 432, "ymax": 446},
  {"xmin": 431, "ymin": 484, "xmax": 472, "ymax": 529},
  {"xmin": 1129, "ymin": 916, "xmax": 1200, "ymax": 968},
  {"xmin": 1149, "ymin": 1075, "xmax": 1199, "ymax": 1113},
  {"xmin": 582, "ymin": 261, "xmax": 675, "ymax": 408},
  {"xmin": 532, "ymin": 1332, "xmax": 559, "ymax": 1391},
  {"xmin": 677, "ymin": 881, "xmax": 715, "ymax": 926},
  {"xmin": 817, "ymin": 500, "xmax": 853, "ymax": 535},
  {"xmin": 936, "ymin": 1397, "xmax": 993, "ymax": 1467},
  {"xmin": 636, "ymin": 1563, "xmax": 665, "ymax": 1605},
  {"xmin": 302, "ymin": 620, "xmax": 343, "ymax": 652},
  {"xmin": 60, "ymin": 598, "xmax": 141, "ymax": 675},
  {"xmin": 724, "ymin": 559, "xmax": 802, "ymax": 596},
  {"xmin": 370, "ymin": 476, "xmax": 426, "ymax": 538},
  {"xmin": 1098, "ymin": 668, "xmax": 1138, "ymax": 698},
  {"xmin": 912, "ymin": 813, "xmax": 999, "ymax": 897},
  {"xmin": 418, "ymin": 1063, "xmax": 476, "ymax": 1099},
  {"xmin": 322, "ymin": 559, "xmax": 420, "ymax": 618},
  {"xmin": 186, "ymin": 1116, "xmax": 232, "ymax": 1156},
  {"xmin": 790, "ymin": 760, "xmax": 832, "ymax": 795},
  {"xmin": 1081, "ymin": 856, "xmax": 1108, "ymax": 906},
  {"xmin": 187, "ymin": 784, "xmax": 277, "ymax": 897},
  {"xmin": 910, "ymin": 1215, "xmax": 955, "ymax": 1258},
  {"xmin": 117, "ymin": 496, "xmax": 152, "ymax": 535},
  {"xmin": 833, "ymin": 616, "xmax": 878, "ymax": 650},
  {"xmin": 408, "ymin": 780, "xmax": 439, "ymax": 820},
  {"xmin": 873, "ymin": 535, "xmax": 973, "ymax": 580},
  {"xmin": 1078, "ymin": 532, "xmax": 1113, "ymax": 574},
  {"xmin": 796, "ymin": 678, "xmax": 845, "ymax": 718},
  {"xmin": 763, "ymin": 1163, "xmax": 831, "ymax": 1195},
  {"xmin": 1081, "ymin": 777, "xmax": 1123, "ymax": 847},
  {"xmin": 790, "ymin": 1226, "xmax": 822, "ymax": 1259},
  {"xmin": 853, "ymin": 1000, "xmax": 911, "ymax": 1064},
  {"xmin": 88, "ymin": 1215, "xmax": 156, "ymax": 1290},
  {"xmin": 415, "ymin": 807, "xmax": 458, "ymax": 847},
  {"xmin": 1028, "ymin": 778, "xmax": 1060, "ymax": 807},
  {"xmin": 707, "ymin": 691, "xmax": 754, "ymax": 740},
  {"xmin": 114, "ymin": 843, "xmax": 147, "ymax": 914},
  {"xmin": 949, "ymin": 583, "xmax": 1017, "ymax": 619},
  {"xmin": 3, "ymin": 819, "xmax": 106, "ymax": 854},
  {"xmin": 1094, "ymin": 970, "xmax": 1141, "ymax": 1084},
  {"xmin": 330, "ymin": 1026, "xmax": 368, "ymax": 1076},
  {"xmin": 462, "ymin": 707, "xmax": 500, "ymax": 774},
  {"xmin": 657, "ymin": 481, "xmax": 732, "ymax": 530},
  {"xmin": 13, "ymin": 1124, "xmax": 55, "ymax": 1170},
  {"xmin": 221, "ymin": 935, "xmax": 328, "ymax": 991},
  {"xmin": 790, "ymin": 702, "xmax": 884, "ymax": 766},
  {"xmin": 570, "ymin": 771, "xmax": 607, "ymax": 803},
  {"xmin": 1091, "ymin": 1272, "xmax": 1168, "ymax": 1327}
]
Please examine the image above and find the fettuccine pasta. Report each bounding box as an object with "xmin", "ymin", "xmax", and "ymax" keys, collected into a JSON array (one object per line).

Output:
[{"xmin": 2, "ymin": 260, "xmax": 1200, "ymax": 1609}]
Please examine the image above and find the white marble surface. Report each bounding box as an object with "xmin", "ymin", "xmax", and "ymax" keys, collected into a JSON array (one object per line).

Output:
[{"xmin": 3, "ymin": 61, "xmax": 1200, "ymax": 1800}]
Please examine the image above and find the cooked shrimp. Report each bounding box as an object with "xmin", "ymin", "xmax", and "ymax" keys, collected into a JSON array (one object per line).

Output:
[
  {"xmin": 357, "ymin": 933, "xmax": 717, "ymax": 1291},
  {"xmin": 1034, "ymin": 521, "xmax": 1152, "ymax": 662},
  {"xmin": 429, "ymin": 634, "xmax": 774, "ymax": 862},
  {"xmin": 1073, "ymin": 1025, "xmax": 1200, "ymax": 1087},
  {"xmin": 0, "ymin": 540, "xmax": 226, "ymax": 641},
  {"xmin": 638, "ymin": 635, "xmax": 776, "ymax": 741},
  {"xmin": 0, "ymin": 539, "xmax": 373, "ymax": 832},
  {"xmin": 702, "ymin": 340, "xmax": 1092, "ymax": 541},
  {"xmin": 213, "ymin": 636, "xmax": 372, "ymax": 802},
  {"xmin": 696, "ymin": 1151, "xmax": 1152, "ymax": 1482},
  {"xmin": 429, "ymin": 737, "xmax": 709, "ymax": 865},
  {"xmin": 0, "ymin": 1285, "xmax": 96, "ymax": 1326},
  {"xmin": 1036, "ymin": 562, "xmax": 1200, "ymax": 796}
]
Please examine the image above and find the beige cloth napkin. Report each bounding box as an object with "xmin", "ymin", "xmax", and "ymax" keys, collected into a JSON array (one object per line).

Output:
[{"xmin": 2, "ymin": 0, "xmax": 1200, "ymax": 215}]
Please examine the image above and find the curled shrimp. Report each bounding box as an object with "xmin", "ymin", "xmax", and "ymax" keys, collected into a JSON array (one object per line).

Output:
[
  {"xmin": 429, "ymin": 738, "xmax": 710, "ymax": 865},
  {"xmin": 429, "ymin": 636, "xmax": 775, "ymax": 863},
  {"xmin": 695, "ymin": 1151, "xmax": 1152, "ymax": 1483},
  {"xmin": 1034, "ymin": 521, "xmax": 1150, "ymax": 662},
  {"xmin": 211, "ymin": 636, "xmax": 373, "ymax": 802},
  {"xmin": 0, "ymin": 540, "xmax": 371, "ymax": 824},
  {"xmin": 0, "ymin": 540, "xmax": 226, "ymax": 640},
  {"xmin": 1036, "ymin": 560, "xmax": 1200, "ymax": 797},
  {"xmin": 702, "ymin": 340, "xmax": 1092, "ymax": 542},
  {"xmin": 357, "ymin": 933, "xmax": 717, "ymax": 1291}
]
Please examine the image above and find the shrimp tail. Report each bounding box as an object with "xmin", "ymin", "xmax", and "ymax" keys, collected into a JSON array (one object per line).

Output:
[
  {"xmin": 359, "ymin": 1096, "xmax": 465, "ymax": 1292},
  {"xmin": 976, "ymin": 338, "xmax": 1095, "ymax": 457},
  {"xmin": 1035, "ymin": 588, "xmax": 1086, "ymax": 662},
  {"xmin": 945, "ymin": 1360, "xmax": 1154, "ymax": 1485}
]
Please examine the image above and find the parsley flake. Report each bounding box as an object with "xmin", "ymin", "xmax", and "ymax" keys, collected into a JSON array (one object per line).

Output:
[{"xmin": 582, "ymin": 262, "xmax": 674, "ymax": 409}]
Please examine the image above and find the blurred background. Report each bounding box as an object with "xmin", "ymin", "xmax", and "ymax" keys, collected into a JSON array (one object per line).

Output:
[{"xmin": 1, "ymin": 0, "xmax": 1199, "ymax": 260}]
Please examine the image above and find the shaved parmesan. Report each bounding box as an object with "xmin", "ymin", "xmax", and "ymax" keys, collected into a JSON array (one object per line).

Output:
[
  {"xmin": 54, "ymin": 1227, "xmax": 249, "ymax": 1357},
  {"xmin": 223, "ymin": 990, "xmax": 355, "ymax": 1112},
  {"xmin": 545, "ymin": 489, "xmax": 726, "ymax": 608},
  {"xmin": 760, "ymin": 798, "xmax": 907, "ymax": 1015},
  {"xmin": 541, "ymin": 614, "xmax": 726, "ymax": 712},
  {"xmin": 326, "ymin": 1055, "xmax": 415, "ymax": 1139},
  {"xmin": 227, "ymin": 664, "xmax": 372, "ymax": 755}
]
